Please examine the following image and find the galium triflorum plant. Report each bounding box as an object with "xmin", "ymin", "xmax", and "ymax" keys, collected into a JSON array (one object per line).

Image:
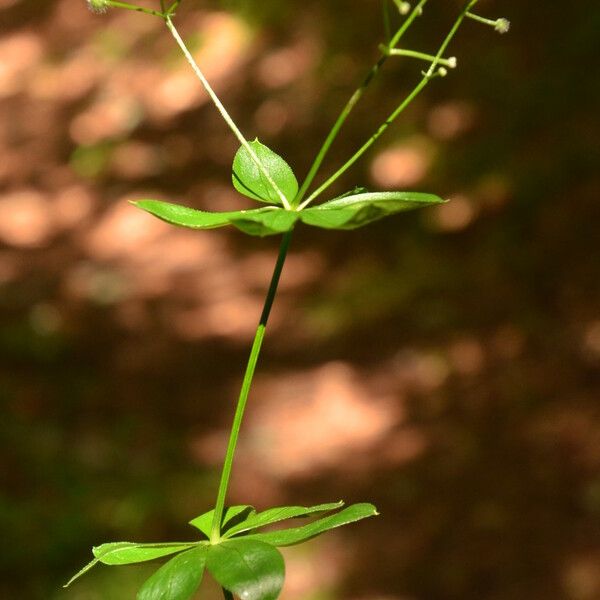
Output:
[{"xmin": 67, "ymin": 1, "xmax": 509, "ymax": 598}]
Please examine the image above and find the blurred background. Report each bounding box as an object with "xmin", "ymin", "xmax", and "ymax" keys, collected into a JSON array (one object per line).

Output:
[{"xmin": 1, "ymin": 0, "xmax": 599, "ymax": 598}]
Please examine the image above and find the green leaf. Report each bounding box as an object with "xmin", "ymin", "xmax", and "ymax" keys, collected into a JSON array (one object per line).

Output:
[
  {"xmin": 207, "ymin": 539, "xmax": 285, "ymax": 600},
  {"xmin": 63, "ymin": 557, "xmax": 101, "ymax": 588},
  {"xmin": 243, "ymin": 503, "xmax": 378, "ymax": 547},
  {"xmin": 232, "ymin": 140, "xmax": 298, "ymax": 205},
  {"xmin": 134, "ymin": 200, "xmax": 299, "ymax": 237},
  {"xmin": 63, "ymin": 542, "xmax": 201, "ymax": 587},
  {"xmin": 137, "ymin": 546, "xmax": 208, "ymax": 600},
  {"xmin": 300, "ymin": 191, "xmax": 445, "ymax": 230},
  {"xmin": 93, "ymin": 542, "xmax": 199, "ymax": 565},
  {"xmin": 190, "ymin": 505, "xmax": 255, "ymax": 539},
  {"xmin": 225, "ymin": 501, "xmax": 344, "ymax": 537}
]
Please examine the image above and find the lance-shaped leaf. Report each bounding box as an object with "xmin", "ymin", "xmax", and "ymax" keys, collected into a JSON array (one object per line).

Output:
[
  {"xmin": 207, "ymin": 539, "xmax": 285, "ymax": 600},
  {"xmin": 242, "ymin": 503, "xmax": 378, "ymax": 547},
  {"xmin": 137, "ymin": 545, "xmax": 208, "ymax": 600},
  {"xmin": 134, "ymin": 200, "xmax": 298, "ymax": 237},
  {"xmin": 63, "ymin": 542, "xmax": 200, "ymax": 587},
  {"xmin": 225, "ymin": 501, "xmax": 344, "ymax": 537},
  {"xmin": 94, "ymin": 542, "xmax": 199, "ymax": 565},
  {"xmin": 233, "ymin": 139, "xmax": 298, "ymax": 205},
  {"xmin": 189, "ymin": 505, "xmax": 255, "ymax": 539},
  {"xmin": 300, "ymin": 191, "xmax": 445, "ymax": 230}
]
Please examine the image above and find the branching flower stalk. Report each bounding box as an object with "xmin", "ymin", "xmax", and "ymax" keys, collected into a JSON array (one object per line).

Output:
[{"xmin": 67, "ymin": 2, "xmax": 510, "ymax": 598}]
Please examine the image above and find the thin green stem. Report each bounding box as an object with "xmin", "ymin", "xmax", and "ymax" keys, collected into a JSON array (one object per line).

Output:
[
  {"xmin": 293, "ymin": 0, "xmax": 428, "ymax": 207},
  {"xmin": 106, "ymin": 1, "xmax": 165, "ymax": 18},
  {"xmin": 299, "ymin": 0, "xmax": 478, "ymax": 208},
  {"xmin": 386, "ymin": 47, "xmax": 457, "ymax": 69},
  {"xmin": 465, "ymin": 11, "xmax": 497, "ymax": 27},
  {"xmin": 210, "ymin": 230, "xmax": 294, "ymax": 543},
  {"xmin": 164, "ymin": 17, "xmax": 291, "ymax": 210},
  {"xmin": 166, "ymin": 0, "xmax": 181, "ymax": 16}
]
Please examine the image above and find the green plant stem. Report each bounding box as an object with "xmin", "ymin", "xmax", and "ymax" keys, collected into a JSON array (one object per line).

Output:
[
  {"xmin": 167, "ymin": 0, "xmax": 182, "ymax": 16},
  {"xmin": 386, "ymin": 47, "xmax": 457, "ymax": 69},
  {"xmin": 164, "ymin": 17, "xmax": 291, "ymax": 210},
  {"xmin": 465, "ymin": 11, "xmax": 497, "ymax": 27},
  {"xmin": 293, "ymin": 0, "xmax": 429, "ymax": 207},
  {"xmin": 106, "ymin": 1, "xmax": 165, "ymax": 18},
  {"xmin": 209, "ymin": 230, "xmax": 294, "ymax": 543},
  {"xmin": 299, "ymin": 0, "xmax": 478, "ymax": 208}
]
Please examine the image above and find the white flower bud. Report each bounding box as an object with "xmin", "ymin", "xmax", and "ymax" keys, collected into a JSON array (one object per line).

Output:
[
  {"xmin": 398, "ymin": 2, "xmax": 411, "ymax": 15},
  {"xmin": 495, "ymin": 18, "xmax": 511, "ymax": 34},
  {"xmin": 447, "ymin": 57, "xmax": 457, "ymax": 69},
  {"xmin": 87, "ymin": 0, "xmax": 110, "ymax": 13}
]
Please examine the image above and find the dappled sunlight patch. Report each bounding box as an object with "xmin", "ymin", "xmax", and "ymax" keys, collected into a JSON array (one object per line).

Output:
[
  {"xmin": 52, "ymin": 184, "xmax": 95, "ymax": 229},
  {"xmin": 83, "ymin": 198, "xmax": 171, "ymax": 261},
  {"xmin": 239, "ymin": 249, "xmax": 325, "ymax": 291},
  {"xmin": 246, "ymin": 362, "xmax": 399, "ymax": 478},
  {"xmin": 196, "ymin": 12, "xmax": 252, "ymax": 81},
  {"xmin": 427, "ymin": 100, "xmax": 476, "ymax": 140},
  {"xmin": 173, "ymin": 294, "xmax": 264, "ymax": 340},
  {"xmin": 110, "ymin": 141, "xmax": 164, "ymax": 179},
  {"xmin": 428, "ymin": 193, "xmax": 477, "ymax": 232},
  {"xmin": 254, "ymin": 99, "xmax": 291, "ymax": 136},
  {"xmin": 63, "ymin": 262, "xmax": 130, "ymax": 304},
  {"xmin": 0, "ymin": 30, "xmax": 43, "ymax": 98},
  {"xmin": 70, "ymin": 94, "xmax": 143, "ymax": 145},
  {"xmin": 378, "ymin": 427, "xmax": 428, "ymax": 468},
  {"xmin": 28, "ymin": 50, "xmax": 105, "ymax": 102},
  {"xmin": 0, "ymin": 189, "xmax": 56, "ymax": 247},
  {"xmin": 256, "ymin": 36, "xmax": 321, "ymax": 89},
  {"xmin": 370, "ymin": 137, "xmax": 435, "ymax": 188},
  {"xmin": 282, "ymin": 538, "xmax": 347, "ymax": 600},
  {"xmin": 447, "ymin": 337, "xmax": 485, "ymax": 377},
  {"xmin": 392, "ymin": 348, "xmax": 450, "ymax": 393}
]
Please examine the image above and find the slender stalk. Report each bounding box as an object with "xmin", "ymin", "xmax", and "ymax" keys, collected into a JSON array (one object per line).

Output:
[
  {"xmin": 293, "ymin": 0, "xmax": 429, "ymax": 206},
  {"xmin": 167, "ymin": 0, "xmax": 182, "ymax": 16},
  {"xmin": 386, "ymin": 48, "xmax": 457, "ymax": 69},
  {"xmin": 210, "ymin": 230, "xmax": 294, "ymax": 543},
  {"xmin": 299, "ymin": 0, "xmax": 478, "ymax": 208},
  {"xmin": 164, "ymin": 17, "xmax": 291, "ymax": 210},
  {"xmin": 105, "ymin": 1, "xmax": 165, "ymax": 18}
]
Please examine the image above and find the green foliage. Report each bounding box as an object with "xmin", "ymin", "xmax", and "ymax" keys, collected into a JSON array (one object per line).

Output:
[
  {"xmin": 232, "ymin": 140, "xmax": 298, "ymax": 206},
  {"xmin": 225, "ymin": 501, "xmax": 344, "ymax": 536},
  {"xmin": 94, "ymin": 542, "xmax": 199, "ymax": 565},
  {"xmin": 135, "ymin": 187, "xmax": 444, "ymax": 237},
  {"xmin": 190, "ymin": 505, "xmax": 256, "ymax": 539},
  {"xmin": 137, "ymin": 546, "xmax": 208, "ymax": 600},
  {"xmin": 67, "ymin": 502, "xmax": 376, "ymax": 597},
  {"xmin": 300, "ymin": 191, "xmax": 445, "ymax": 230},
  {"xmin": 207, "ymin": 540, "xmax": 284, "ymax": 600},
  {"xmin": 242, "ymin": 503, "xmax": 379, "ymax": 546}
]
